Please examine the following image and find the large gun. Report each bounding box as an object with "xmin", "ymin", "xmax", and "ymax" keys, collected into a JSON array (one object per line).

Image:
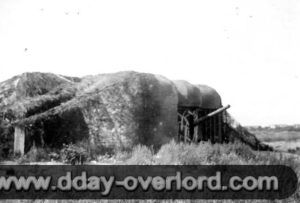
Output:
[{"xmin": 194, "ymin": 104, "xmax": 231, "ymax": 125}]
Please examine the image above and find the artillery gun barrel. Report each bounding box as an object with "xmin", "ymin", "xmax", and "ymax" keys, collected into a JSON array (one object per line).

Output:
[{"xmin": 194, "ymin": 104, "xmax": 230, "ymax": 125}]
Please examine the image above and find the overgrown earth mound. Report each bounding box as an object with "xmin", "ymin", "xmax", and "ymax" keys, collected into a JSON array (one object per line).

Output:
[{"xmin": 0, "ymin": 71, "xmax": 271, "ymax": 159}]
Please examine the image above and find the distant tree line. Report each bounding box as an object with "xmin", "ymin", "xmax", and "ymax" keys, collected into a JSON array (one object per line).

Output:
[{"xmin": 246, "ymin": 125, "xmax": 300, "ymax": 132}]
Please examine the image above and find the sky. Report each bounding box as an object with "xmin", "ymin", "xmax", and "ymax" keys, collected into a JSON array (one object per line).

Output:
[{"xmin": 0, "ymin": 0, "xmax": 300, "ymax": 126}]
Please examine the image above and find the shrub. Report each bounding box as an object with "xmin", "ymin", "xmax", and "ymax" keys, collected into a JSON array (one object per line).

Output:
[
  {"xmin": 154, "ymin": 140, "xmax": 183, "ymax": 164},
  {"xmin": 154, "ymin": 140, "xmax": 250, "ymax": 165},
  {"xmin": 125, "ymin": 145, "xmax": 154, "ymax": 165},
  {"xmin": 60, "ymin": 143, "xmax": 89, "ymax": 165}
]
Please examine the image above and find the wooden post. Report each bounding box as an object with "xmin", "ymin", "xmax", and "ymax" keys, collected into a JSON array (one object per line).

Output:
[
  {"xmin": 193, "ymin": 125, "xmax": 199, "ymax": 142},
  {"xmin": 210, "ymin": 116, "xmax": 214, "ymax": 143},
  {"xmin": 213, "ymin": 115, "xmax": 217, "ymax": 143},
  {"xmin": 203, "ymin": 110, "xmax": 208, "ymax": 141},
  {"xmin": 218, "ymin": 113, "xmax": 222, "ymax": 143},
  {"xmin": 14, "ymin": 126, "xmax": 25, "ymax": 155}
]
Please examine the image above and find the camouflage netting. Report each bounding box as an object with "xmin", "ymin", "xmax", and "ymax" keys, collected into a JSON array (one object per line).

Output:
[{"xmin": 11, "ymin": 72, "xmax": 178, "ymax": 154}]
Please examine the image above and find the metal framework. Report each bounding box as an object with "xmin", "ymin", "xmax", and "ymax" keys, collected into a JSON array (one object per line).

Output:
[{"xmin": 178, "ymin": 105, "xmax": 230, "ymax": 144}]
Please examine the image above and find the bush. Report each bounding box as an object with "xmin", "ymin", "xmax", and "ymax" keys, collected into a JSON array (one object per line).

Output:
[
  {"xmin": 125, "ymin": 145, "xmax": 154, "ymax": 165},
  {"xmin": 60, "ymin": 143, "xmax": 89, "ymax": 165},
  {"xmin": 120, "ymin": 140, "xmax": 300, "ymax": 169}
]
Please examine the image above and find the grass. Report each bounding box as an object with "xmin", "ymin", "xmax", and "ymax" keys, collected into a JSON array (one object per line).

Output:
[
  {"xmin": 2, "ymin": 141, "xmax": 300, "ymax": 202},
  {"xmin": 109, "ymin": 140, "xmax": 299, "ymax": 167},
  {"xmin": 96, "ymin": 140, "xmax": 300, "ymax": 203}
]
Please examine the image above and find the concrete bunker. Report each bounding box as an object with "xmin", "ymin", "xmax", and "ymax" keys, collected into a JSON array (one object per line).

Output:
[
  {"xmin": 174, "ymin": 80, "xmax": 230, "ymax": 144},
  {"xmin": 12, "ymin": 72, "xmax": 233, "ymax": 155}
]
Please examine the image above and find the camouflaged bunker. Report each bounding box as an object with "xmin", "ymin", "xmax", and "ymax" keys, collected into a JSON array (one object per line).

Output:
[{"xmin": 0, "ymin": 71, "xmax": 271, "ymax": 156}]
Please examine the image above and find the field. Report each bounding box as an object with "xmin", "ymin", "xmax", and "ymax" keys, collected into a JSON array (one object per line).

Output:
[{"xmin": 248, "ymin": 128, "xmax": 300, "ymax": 152}]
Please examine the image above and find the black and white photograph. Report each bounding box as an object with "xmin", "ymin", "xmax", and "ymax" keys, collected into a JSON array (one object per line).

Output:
[{"xmin": 0, "ymin": 0, "xmax": 300, "ymax": 202}]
